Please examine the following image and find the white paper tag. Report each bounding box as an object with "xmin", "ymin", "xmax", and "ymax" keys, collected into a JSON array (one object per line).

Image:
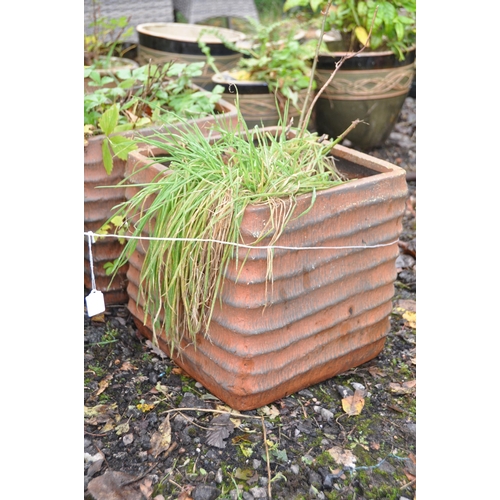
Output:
[{"xmin": 86, "ymin": 289, "xmax": 105, "ymax": 317}]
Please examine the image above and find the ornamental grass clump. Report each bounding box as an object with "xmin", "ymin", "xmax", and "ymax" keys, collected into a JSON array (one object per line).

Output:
[
  {"xmin": 105, "ymin": 105, "xmax": 349, "ymax": 352},
  {"xmin": 104, "ymin": 0, "xmax": 367, "ymax": 352}
]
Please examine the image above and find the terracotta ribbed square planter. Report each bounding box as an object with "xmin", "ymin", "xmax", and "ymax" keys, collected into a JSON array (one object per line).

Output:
[
  {"xmin": 123, "ymin": 143, "xmax": 408, "ymax": 410},
  {"xmin": 84, "ymin": 97, "xmax": 238, "ymax": 305}
]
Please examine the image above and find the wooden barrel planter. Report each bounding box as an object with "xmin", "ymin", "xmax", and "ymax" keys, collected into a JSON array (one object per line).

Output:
[
  {"xmin": 314, "ymin": 48, "xmax": 416, "ymax": 150},
  {"xmin": 122, "ymin": 138, "xmax": 408, "ymax": 410},
  {"xmin": 136, "ymin": 23, "xmax": 245, "ymax": 90}
]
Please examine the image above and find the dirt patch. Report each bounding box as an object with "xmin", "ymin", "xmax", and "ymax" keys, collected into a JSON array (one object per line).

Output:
[{"xmin": 84, "ymin": 97, "xmax": 416, "ymax": 500}]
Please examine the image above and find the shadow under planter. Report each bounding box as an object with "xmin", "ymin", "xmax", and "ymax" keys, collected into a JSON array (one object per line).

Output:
[
  {"xmin": 122, "ymin": 140, "xmax": 408, "ymax": 410},
  {"xmin": 314, "ymin": 48, "xmax": 416, "ymax": 150},
  {"xmin": 84, "ymin": 97, "xmax": 238, "ymax": 305}
]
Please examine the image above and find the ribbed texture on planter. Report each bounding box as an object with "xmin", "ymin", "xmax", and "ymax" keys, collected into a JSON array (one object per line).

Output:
[
  {"xmin": 122, "ymin": 143, "xmax": 408, "ymax": 410},
  {"xmin": 84, "ymin": 97, "xmax": 238, "ymax": 305}
]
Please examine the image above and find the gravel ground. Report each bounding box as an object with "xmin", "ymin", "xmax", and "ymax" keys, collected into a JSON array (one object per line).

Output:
[{"xmin": 84, "ymin": 96, "xmax": 416, "ymax": 500}]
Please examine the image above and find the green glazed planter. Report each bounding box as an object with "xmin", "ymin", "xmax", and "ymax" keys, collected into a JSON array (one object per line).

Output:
[{"xmin": 314, "ymin": 48, "xmax": 416, "ymax": 150}]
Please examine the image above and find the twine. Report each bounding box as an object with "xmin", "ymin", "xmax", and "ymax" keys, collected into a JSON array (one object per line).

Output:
[{"xmin": 84, "ymin": 231, "xmax": 398, "ymax": 251}]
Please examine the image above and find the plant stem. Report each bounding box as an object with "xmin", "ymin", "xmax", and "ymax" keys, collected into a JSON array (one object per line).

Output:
[
  {"xmin": 297, "ymin": 0, "xmax": 333, "ymax": 136},
  {"xmin": 299, "ymin": 4, "xmax": 379, "ymax": 140}
]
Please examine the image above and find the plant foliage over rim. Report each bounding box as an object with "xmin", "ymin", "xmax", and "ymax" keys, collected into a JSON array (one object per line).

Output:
[
  {"xmin": 84, "ymin": 61, "xmax": 224, "ymax": 174},
  {"xmin": 104, "ymin": 107, "xmax": 348, "ymax": 353},
  {"xmin": 284, "ymin": 0, "xmax": 416, "ymax": 60},
  {"xmin": 197, "ymin": 18, "xmax": 319, "ymax": 107}
]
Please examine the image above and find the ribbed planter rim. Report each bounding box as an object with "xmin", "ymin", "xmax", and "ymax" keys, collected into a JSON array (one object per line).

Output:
[
  {"xmin": 212, "ymin": 72, "xmax": 271, "ymax": 95},
  {"xmin": 136, "ymin": 22, "xmax": 245, "ymax": 56},
  {"xmin": 316, "ymin": 46, "xmax": 416, "ymax": 70},
  {"xmin": 86, "ymin": 56, "xmax": 139, "ymax": 72},
  {"xmin": 85, "ymin": 93, "xmax": 238, "ymax": 149}
]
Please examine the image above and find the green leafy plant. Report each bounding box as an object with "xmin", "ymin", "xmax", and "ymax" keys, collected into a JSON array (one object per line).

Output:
[
  {"xmin": 84, "ymin": 61, "xmax": 224, "ymax": 174},
  {"xmin": 283, "ymin": 0, "xmax": 416, "ymax": 60},
  {"xmin": 84, "ymin": 0, "xmax": 135, "ymax": 67},
  {"xmin": 198, "ymin": 18, "xmax": 319, "ymax": 108}
]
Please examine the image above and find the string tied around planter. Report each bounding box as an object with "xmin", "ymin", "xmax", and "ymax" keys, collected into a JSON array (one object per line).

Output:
[{"xmin": 83, "ymin": 231, "xmax": 399, "ymax": 251}]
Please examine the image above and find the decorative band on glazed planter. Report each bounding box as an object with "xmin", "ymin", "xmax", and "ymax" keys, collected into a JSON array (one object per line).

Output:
[
  {"xmin": 84, "ymin": 96, "xmax": 239, "ymax": 305},
  {"xmin": 212, "ymin": 72, "xmax": 309, "ymax": 129},
  {"xmin": 314, "ymin": 48, "xmax": 416, "ymax": 150},
  {"xmin": 122, "ymin": 138, "xmax": 408, "ymax": 410},
  {"xmin": 136, "ymin": 23, "xmax": 245, "ymax": 90}
]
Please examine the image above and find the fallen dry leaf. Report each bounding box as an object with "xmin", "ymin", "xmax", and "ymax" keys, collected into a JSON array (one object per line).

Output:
[
  {"xmin": 176, "ymin": 485, "xmax": 195, "ymax": 500},
  {"xmin": 84, "ymin": 403, "xmax": 118, "ymax": 424},
  {"xmin": 388, "ymin": 380, "xmax": 416, "ymax": 394},
  {"xmin": 137, "ymin": 402, "xmax": 156, "ymax": 412},
  {"xmin": 87, "ymin": 470, "xmax": 152, "ymax": 500},
  {"xmin": 258, "ymin": 404, "xmax": 280, "ymax": 419},
  {"xmin": 395, "ymin": 299, "xmax": 416, "ymax": 312},
  {"xmin": 367, "ymin": 366, "xmax": 385, "ymax": 378},
  {"xmin": 90, "ymin": 313, "xmax": 106, "ymax": 323},
  {"xmin": 115, "ymin": 422, "xmax": 130, "ymax": 436},
  {"xmin": 206, "ymin": 413, "xmax": 235, "ymax": 449},
  {"xmin": 145, "ymin": 340, "xmax": 168, "ymax": 360},
  {"xmin": 341, "ymin": 390, "xmax": 365, "ymax": 416},
  {"xmin": 172, "ymin": 366, "xmax": 190, "ymax": 377},
  {"xmin": 139, "ymin": 477, "xmax": 153, "ymax": 498},
  {"xmin": 120, "ymin": 361, "xmax": 137, "ymax": 371},
  {"xmin": 150, "ymin": 415, "xmax": 171, "ymax": 458},
  {"xmin": 403, "ymin": 310, "xmax": 416, "ymax": 328},
  {"xmin": 327, "ymin": 446, "xmax": 357, "ymax": 468},
  {"xmin": 95, "ymin": 374, "xmax": 113, "ymax": 397},
  {"xmin": 234, "ymin": 468, "xmax": 255, "ymax": 480}
]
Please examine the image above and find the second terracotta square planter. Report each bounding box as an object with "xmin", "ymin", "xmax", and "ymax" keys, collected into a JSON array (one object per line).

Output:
[{"xmin": 84, "ymin": 97, "xmax": 238, "ymax": 305}]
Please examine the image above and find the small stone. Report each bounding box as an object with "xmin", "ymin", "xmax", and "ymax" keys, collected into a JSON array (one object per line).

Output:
[
  {"xmin": 308, "ymin": 470, "xmax": 322, "ymax": 488},
  {"xmin": 379, "ymin": 460, "xmax": 396, "ymax": 473},
  {"xmin": 336, "ymin": 385, "xmax": 353, "ymax": 398},
  {"xmin": 320, "ymin": 408, "xmax": 334, "ymax": 422},
  {"xmin": 172, "ymin": 414, "xmax": 188, "ymax": 431},
  {"xmin": 351, "ymin": 382, "xmax": 365, "ymax": 392},
  {"xmin": 298, "ymin": 389, "xmax": 314, "ymax": 398},
  {"xmin": 180, "ymin": 392, "xmax": 207, "ymax": 416},
  {"xmin": 405, "ymin": 423, "xmax": 417, "ymax": 437},
  {"xmin": 215, "ymin": 468, "xmax": 223, "ymax": 484},
  {"xmin": 250, "ymin": 486, "xmax": 267, "ymax": 499},
  {"xmin": 122, "ymin": 433, "xmax": 134, "ymax": 445},
  {"xmin": 191, "ymin": 484, "xmax": 221, "ymax": 500},
  {"xmin": 291, "ymin": 464, "xmax": 300, "ymax": 474},
  {"xmin": 229, "ymin": 487, "xmax": 243, "ymax": 500}
]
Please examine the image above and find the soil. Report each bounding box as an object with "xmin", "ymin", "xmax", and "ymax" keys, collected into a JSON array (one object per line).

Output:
[{"xmin": 84, "ymin": 96, "xmax": 416, "ymax": 500}]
